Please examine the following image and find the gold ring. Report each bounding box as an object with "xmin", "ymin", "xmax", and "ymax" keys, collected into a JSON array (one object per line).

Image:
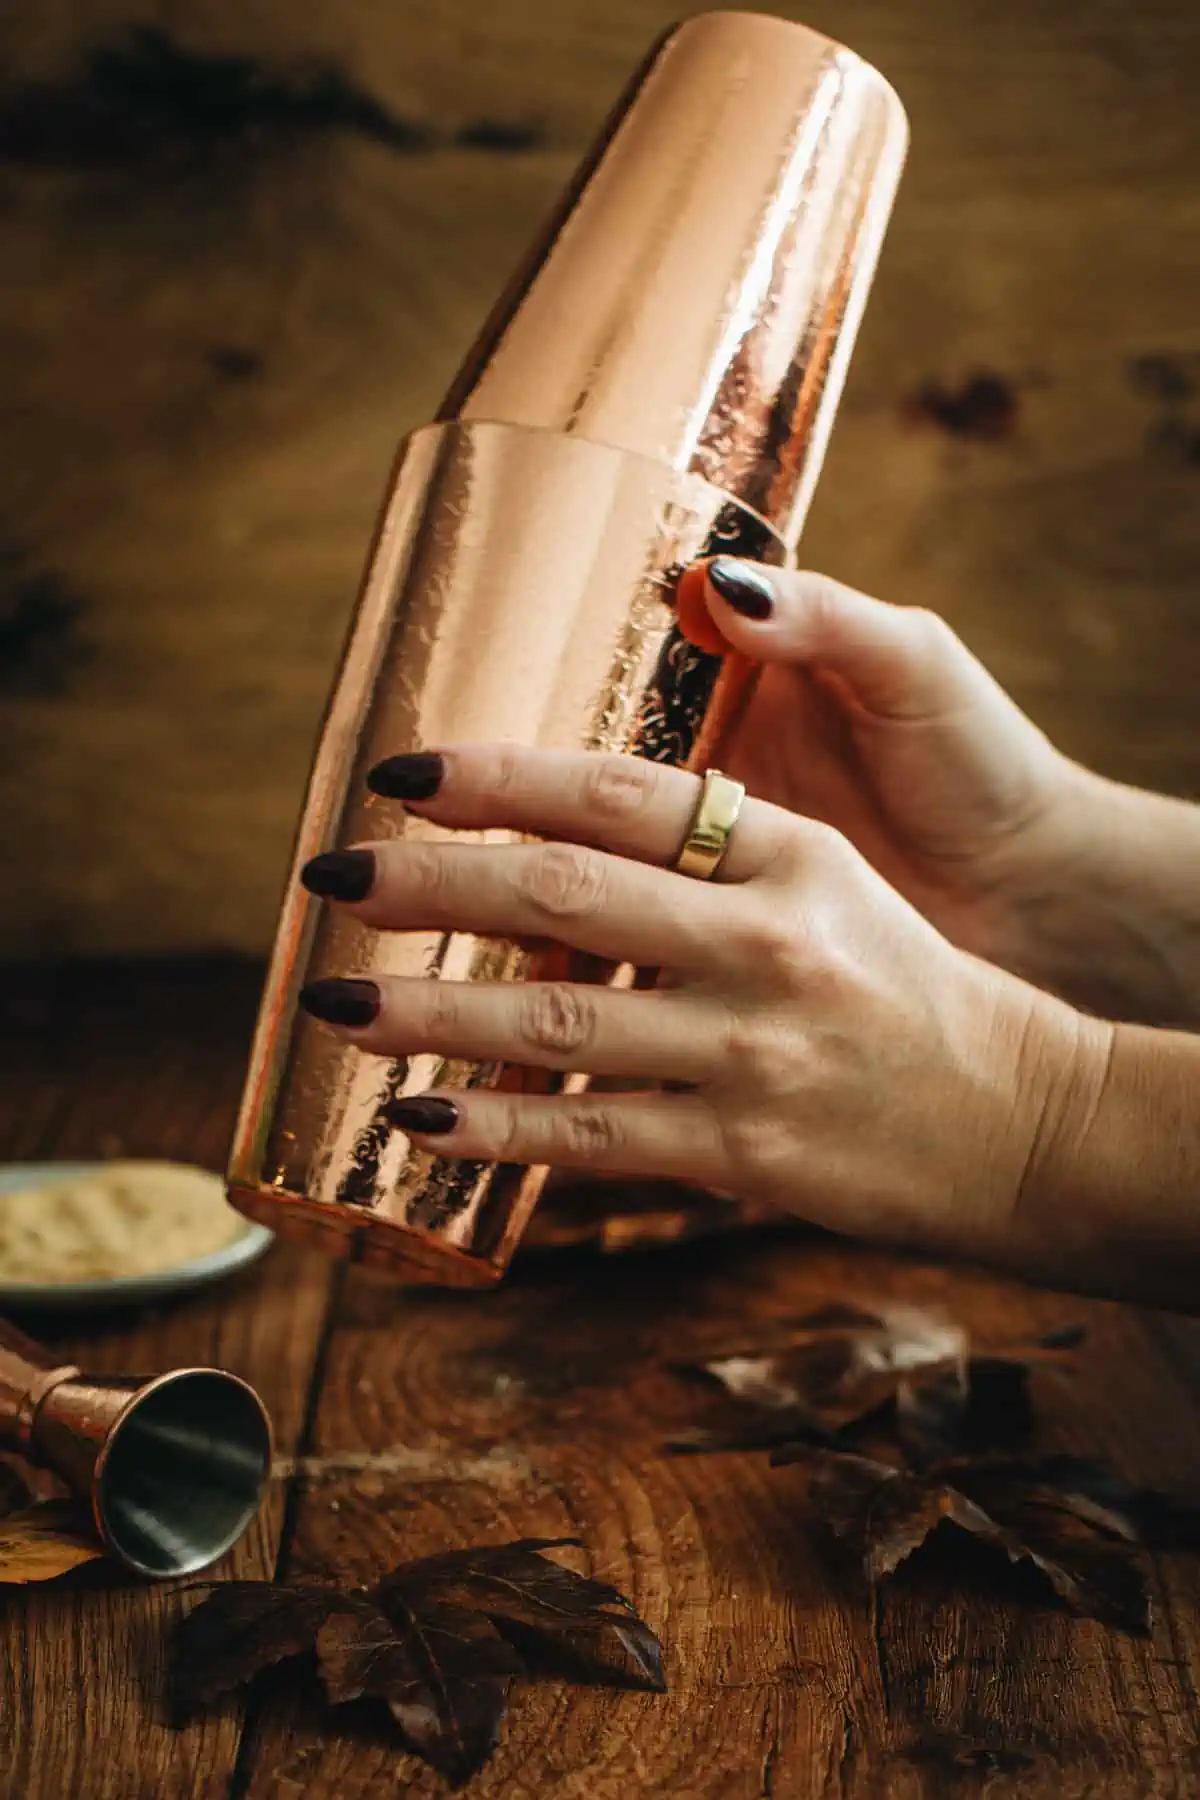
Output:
[{"xmin": 672, "ymin": 769, "xmax": 746, "ymax": 880}]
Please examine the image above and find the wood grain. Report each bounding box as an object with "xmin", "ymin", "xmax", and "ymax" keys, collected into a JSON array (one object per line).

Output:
[
  {"xmin": 2, "ymin": 961, "xmax": 1200, "ymax": 1795},
  {"xmin": 0, "ymin": 0, "xmax": 1198, "ymax": 954},
  {"xmin": 0, "ymin": 960, "xmax": 337, "ymax": 1800},
  {"xmin": 244, "ymin": 1235, "xmax": 1200, "ymax": 1798}
]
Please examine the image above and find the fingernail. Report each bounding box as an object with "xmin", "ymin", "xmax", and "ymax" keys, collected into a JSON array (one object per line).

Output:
[
  {"xmin": 300, "ymin": 848, "xmax": 376, "ymax": 902},
  {"xmin": 706, "ymin": 557, "xmax": 775, "ymax": 620},
  {"xmin": 299, "ymin": 977, "xmax": 381, "ymax": 1028},
  {"xmin": 367, "ymin": 751, "xmax": 445, "ymax": 801},
  {"xmin": 385, "ymin": 1095, "xmax": 461, "ymax": 1135}
]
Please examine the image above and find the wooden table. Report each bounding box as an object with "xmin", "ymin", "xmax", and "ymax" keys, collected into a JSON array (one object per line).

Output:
[{"xmin": 2, "ymin": 958, "xmax": 1199, "ymax": 1798}]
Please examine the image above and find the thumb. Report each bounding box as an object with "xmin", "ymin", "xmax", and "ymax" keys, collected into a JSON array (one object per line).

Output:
[{"xmin": 677, "ymin": 557, "xmax": 1015, "ymax": 726}]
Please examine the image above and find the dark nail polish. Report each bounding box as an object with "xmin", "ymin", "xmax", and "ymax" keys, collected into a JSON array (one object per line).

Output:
[
  {"xmin": 299, "ymin": 978, "xmax": 381, "ymax": 1028},
  {"xmin": 385, "ymin": 1095, "xmax": 461, "ymax": 1135},
  {"xmin": 367, "ymin": 751, "xmax": 445, "ymax": 802},
  {"xmin": 300, "ymin": 848, "xmax": 376, "ymax": 902},
  {"xmin": 707, "ymin": 557, "xmax": 775, "ymax": 620}
]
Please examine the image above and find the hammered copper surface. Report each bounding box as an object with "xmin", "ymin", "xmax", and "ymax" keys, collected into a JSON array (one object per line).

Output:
[
  {"xmin": 445, "ymin": 10, "xmax": 905, "ymax": 544},
  {"xmin": 229, "ymin": 420, "xmax": 785, "ymax": 1279},
  {"xmin": 228, "ymin": 12, "xmax": 908, "ymax": 1284}
]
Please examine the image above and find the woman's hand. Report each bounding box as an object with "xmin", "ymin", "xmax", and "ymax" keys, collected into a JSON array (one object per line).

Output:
[
  {"xmin": 672, "ymin": 559, "xmax": 1200, "ymax": 1028},
  {"xmin": 675, "ymin": 560, "xmax": 1099, "ymax": 1009},
  {"xmin": 299, "ymin": 744, "xmax": 1110, "ymax": 1274}
]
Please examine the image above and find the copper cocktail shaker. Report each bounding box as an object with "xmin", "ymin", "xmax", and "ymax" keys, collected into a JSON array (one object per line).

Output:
[
  {"xmin": 228, "ymin": 13, "xmax": 907, "ymax": 1286},
  {"xmin": 0, "ymin": 1318, "xmax": 272, "ymax": 1577}
]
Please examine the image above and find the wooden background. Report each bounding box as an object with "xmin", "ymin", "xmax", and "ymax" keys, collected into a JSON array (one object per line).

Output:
[{"xmin": 1, "ymin": 0, "xmax": 1199, "ymax": 957}]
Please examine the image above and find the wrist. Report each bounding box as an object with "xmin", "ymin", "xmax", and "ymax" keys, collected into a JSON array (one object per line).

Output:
[
  {"xmin": 932, "ymin": 967, "xmax": 1109, "ymax": 1277},
  {"xmin": 1004, "ymin": 990, "xmax": 1114, "ymax": 1273},
  {"xmin": 993, "ymin": 762, "xmax": 1200, "ymax": 1027},
  {"xmin": 1008, "ymin": 1010, "xmax": 1200, "ymax": 1309}
]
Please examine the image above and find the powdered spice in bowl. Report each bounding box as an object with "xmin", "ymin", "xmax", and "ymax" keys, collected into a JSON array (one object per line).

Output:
[{"xmin": 0, "ymin": 1161, "xmax": 273, "ymax": 1307}]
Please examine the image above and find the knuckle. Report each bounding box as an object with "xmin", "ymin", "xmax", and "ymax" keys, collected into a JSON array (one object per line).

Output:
[
  {"xmin": 719, "ymin": 1006, "xmax": 783, "ymax": 1088},
  {"xmin": 718, "ymin": 1107, "xmax": 793, "ymax": 1182},
  {"xmin": 790, "ymin": 570, "xmax": 845, "ymax": 630},
  {"xmin": 418, "ymin": 981, "xmax": 461, "ymax": 1040},
  {"xmin": 730, "ymin": 898, "xmax": 805, "ymax": 977},
  {"xmin": 716, "ymin": 1107, "xmax": 760, "ymax": 1171},
  {"xmin": 763, "ymin": 816, "xmax": 851, "ymax": 886},
  {"xmin": 559, "ymin": 1104, "xmax": 623, "ymax": 1160},
  {"xmin": 520, "ymin": 842, "xmax": 607, "ymax": 919},
  {"xmin": 579, "ymin": 754, "xmax": 660, "ymax": 821},
  {"xmin": 403, "ymin": 841, "xmax": 451, "ymax": 906},
  {"xmin": 799, "ymin": 923, "xmax": 855, "ymax": 1011},
  {"xmin": 519, "ymin": 984, "xmax": 597, "ymax": 1058},
  {"xmin": 489, "ymin": 1098, "xmax": 524, "ymax": 1160},
  {"xmin": 810, "ymin": 820, "xmax": 857, "ymax": 878},
  {"xmin": 492, "ymin": 742, "xmax": 524, "ymax": 797},
  {"xmin": 759, "ymin": 818, "xmax": 812, "ymax": 884},
  {"xmin": 739, "ymin": 896, "xmax": 853, "ymax": 1001},
  {"xmin": 797, "ymin": 903, "xmax": 840, "ymax": 973},
  {"xmin": 907, "ymin": 605, "xmax": 957, "ymax": 661}
]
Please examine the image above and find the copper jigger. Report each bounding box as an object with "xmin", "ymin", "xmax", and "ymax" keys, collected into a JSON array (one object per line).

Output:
[{"xmin": 0, "ymin": 1318, "xmax": 272, "ymax": 1578}]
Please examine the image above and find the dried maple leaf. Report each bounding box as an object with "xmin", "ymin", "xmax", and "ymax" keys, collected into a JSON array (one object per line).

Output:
[
  {"xmin": 0, "ymin": 1500, "xmax": 104, "ymax": 1584},
  {"xmin": 667, "ymin": 1305, "xmax": 1081, "ymax": 1465},
  {"xmin": 667, "ymin": 1303, "xmax": 962, "ymax": 1448},
  {"xmin": 378, "ymin": 1538, "xmax": 665, "ymax": 1692},
  {"xmin": 950, "ymin": 1454, "xmax": 1200, "ymax": 1554},
  {"xmin": 316, "ymin": 1593, "xmax": 522, "ymax": 1784},
  {"xmin": 173, "ymin": 1536, "xmax": 665, "ymax": 1788},
  {"xmin": 894, "ymin": 1327, "xmax": 1086, "ymax": 1467},
  {"xmin": 173, "ymin": 1583, "xmax": 360, "ymax": 1710},
  {"xmin": 783, "ymin": 1447, "xmax": 1154, "ymax": 1634}
]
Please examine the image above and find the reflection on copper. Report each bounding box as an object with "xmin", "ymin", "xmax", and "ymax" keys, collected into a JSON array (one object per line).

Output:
[{"xmin": 228, "ymin": 13, "xmax": 907, "ymax": 1285}]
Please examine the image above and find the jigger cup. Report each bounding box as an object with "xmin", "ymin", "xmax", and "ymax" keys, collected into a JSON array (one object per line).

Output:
[{"xmin": 0, "ymin": 1317, "xmax": 273, "ymax": 1578}]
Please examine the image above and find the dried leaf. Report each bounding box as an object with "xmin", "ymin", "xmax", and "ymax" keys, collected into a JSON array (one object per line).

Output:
[
  {"xmin": 381, "ymin": 1537, "xmax": 666, "ymax": 1693},
  {"xmin": 668, "ymin": 1307, "xmax": 1082, "ymax": 1465},
  {"xmin": 172, "ymin": 1582, "xmax": 356, "ymax": 1712},
  {"xmin": 897, "ymin": 1330, "xmax": 1085, "ymax": 1466},
  {"xmin": 725, "ymin": 1304, "xmax": 965, "ymax": 1409},
  {"xmin": 0, "ymin": 1500, "xmax": 104, "ymax": 1584},
  {"xmin": 669, "ymin": 1304, "xmax": 1195, "ymax": 1637},
  {"xmin": 790, "ymin": 1447, "xmax": 1153, "ymax": 1634},
  {"xmin": 669, "ymin": 1304, "xmax": 964, "ymax": 1451},
  {"xmin": 952, "ymin": 1462, "xmax": 1151, "ymax": 1633},
  {"xmin": 316, "ymin": 1596, "xmax": 520, "ymax": 1787},
  {"xmin": 172, "ymin": 1537, "xmax": 665, "ymax": 1789},
  {"xmin": 893, "ymin": 1355, "xmax": 1033, "ymax": 1465}
]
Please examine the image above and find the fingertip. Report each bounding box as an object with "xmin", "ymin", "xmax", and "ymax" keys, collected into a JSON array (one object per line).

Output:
[
  {"xmin": 299, "ymin": 848, "xmax": 377, "ymax": 903},
  {"xmin": 706, "ymin": 557, "xmax": 776, "ymax": 624},
  {"xmin": 366, "ymin": 750, "xmax": 446, "ymax": 803},
  {"xmin": 384, "ymin": 1095, "xmax": 462, "ymax": 1137},
  {"xmin": 676, "ymin": 556, "xmax": 783, "ymax": 654},
  {"xmin": 298, "ymin": 976, "xmax": 382, "ymax": 1030}
]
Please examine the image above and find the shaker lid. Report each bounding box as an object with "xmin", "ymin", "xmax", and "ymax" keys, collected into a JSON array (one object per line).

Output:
[{"xmin": 440, "ymin": 11, "xmax": 907, "ymax": 550}]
